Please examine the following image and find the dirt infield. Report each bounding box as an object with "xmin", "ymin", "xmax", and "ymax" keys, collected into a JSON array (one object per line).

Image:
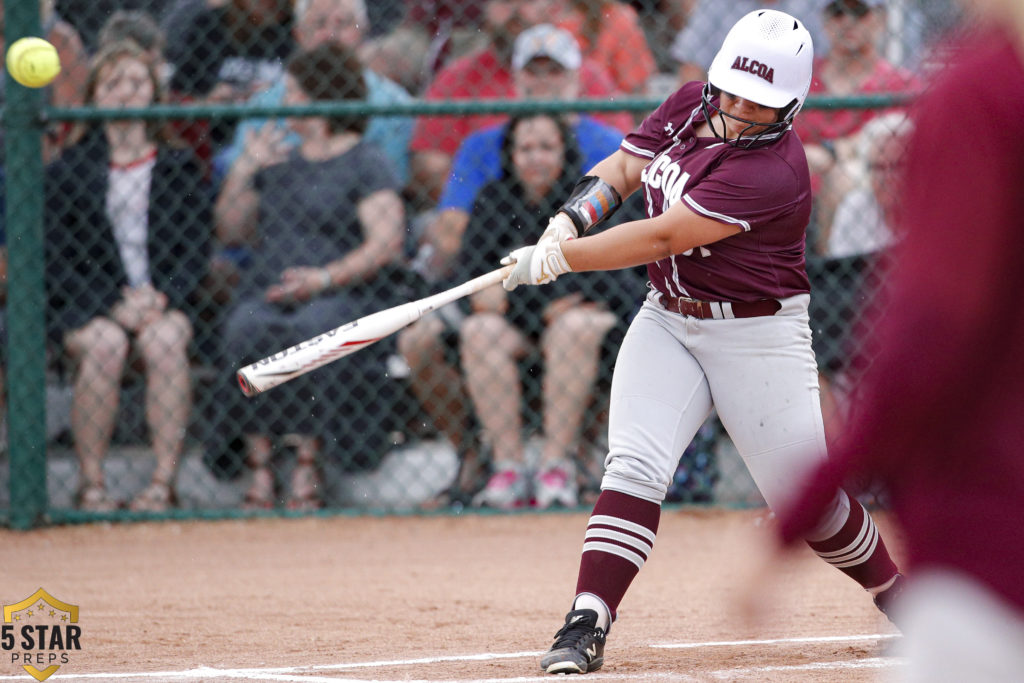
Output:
[{"xmin": 2, "ymin": 508, "xmax": 904, "ymax": 682}]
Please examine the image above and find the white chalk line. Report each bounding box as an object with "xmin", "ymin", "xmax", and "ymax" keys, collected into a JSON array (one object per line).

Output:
[
  {"xmin": 652, "ymin": 632, "xmax": 900, "ymax": 648},
  {"xmin": 0, "ymin": 633, "xmax": 904, "ymax": 681}
]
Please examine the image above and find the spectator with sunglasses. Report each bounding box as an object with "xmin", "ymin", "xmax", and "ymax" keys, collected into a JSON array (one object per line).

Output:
[
  {"xmin": 807, "ymin": 112, "xmax": 912, "ymax": 442},
  {"xmin": 797, "ymin": 0, "xmax": 922, "ymax": 249},
  {"xmin": 797, "ymin": 0, "xmax": 922, "ymax": 440}
]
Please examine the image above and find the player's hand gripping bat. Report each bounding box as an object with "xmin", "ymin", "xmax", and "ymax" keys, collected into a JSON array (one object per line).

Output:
[{"xmin": 236, "ymin": 264, "xmax": 513, "ymax": 396}]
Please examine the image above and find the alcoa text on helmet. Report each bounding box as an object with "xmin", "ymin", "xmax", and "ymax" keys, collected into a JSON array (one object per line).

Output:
[{"xmin": 701, "ymin": 9, "xmax": 813, "ymax": 146}]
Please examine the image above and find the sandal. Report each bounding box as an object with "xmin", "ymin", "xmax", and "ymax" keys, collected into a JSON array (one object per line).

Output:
[
  {"xmin": 77, "ymin": 483, "xmax": 120, "ymax": 512},
  {"xmin": 243, "ymin": 466, "xmax": 277, "ymax": 510},
  {"xmin": 129, "ymin": 480, "xmax": 177, "ymax": 513},
  {"xmin": 284, "ymin": 435, "xmax": 322, "ymax": 511},
  {"xmin": 286, "ymin": 464, "xmax": 322, "ymax": 510},
  {"xmin": 243, "ymin": 435, "xmax": 277, "ymax": 510}
]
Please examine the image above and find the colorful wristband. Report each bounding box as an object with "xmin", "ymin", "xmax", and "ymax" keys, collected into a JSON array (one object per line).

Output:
[{"xmin": 559, "ymin": 175, "xmax": 623, "ymax": 235}]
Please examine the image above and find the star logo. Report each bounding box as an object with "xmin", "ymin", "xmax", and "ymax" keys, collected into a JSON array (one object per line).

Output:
[{"xmin": 3, "ymin": 589, "xmax": 81, "ymax": 682}]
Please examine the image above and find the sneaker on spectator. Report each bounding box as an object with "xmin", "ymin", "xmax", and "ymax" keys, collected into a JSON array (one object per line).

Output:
[
  {"xmin": 534, "ymin": 460, "xmax": 578, "ymax": 509},
  {"xmin": 472, "ymin": 464, "xmax": 527, "ymax": 509}
]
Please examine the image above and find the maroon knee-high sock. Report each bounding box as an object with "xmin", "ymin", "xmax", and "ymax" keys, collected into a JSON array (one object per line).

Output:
[
  {"xmin": 575, "ymin": 490, "xmax": 661, "ymax": 620},
  {"xmin": 806, "ymin": 493, "xmax": 899, "ymax": 589}
]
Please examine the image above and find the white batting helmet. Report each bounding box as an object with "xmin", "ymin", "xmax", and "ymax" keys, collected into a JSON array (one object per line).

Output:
[{"xmin": 701, "ymin": 9, "xmax": 814, "ymax": 145}]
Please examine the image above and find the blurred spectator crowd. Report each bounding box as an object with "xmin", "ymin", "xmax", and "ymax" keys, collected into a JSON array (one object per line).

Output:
[{"xmin": 0, "ymin": 0, "xmax": 962, "ymax": 512}]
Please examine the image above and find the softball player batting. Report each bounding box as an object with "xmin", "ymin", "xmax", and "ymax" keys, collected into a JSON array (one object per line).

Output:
[{"xmin": 500, "ymin": 9, "xmax": 905, "ymax": 674}]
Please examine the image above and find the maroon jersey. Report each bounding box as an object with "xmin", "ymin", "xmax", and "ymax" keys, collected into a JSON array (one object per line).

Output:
[
  {"xmin": 621, "ymin": 81, "xmax": 812, "ymax": 302},
  {"xmin": 779, "ymin": 25, "xmax": 1024, "ymax": 611}
]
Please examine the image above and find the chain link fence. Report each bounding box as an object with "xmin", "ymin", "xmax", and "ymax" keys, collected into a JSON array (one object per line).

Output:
[{"xmin": 2, "ymin": 0, "xmax": 963, "ymax": 525}]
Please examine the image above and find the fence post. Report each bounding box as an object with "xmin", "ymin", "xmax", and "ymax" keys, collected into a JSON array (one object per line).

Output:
[{"xmin": 5, "ymin": 2, "xmax": 49, "ymax": 529}]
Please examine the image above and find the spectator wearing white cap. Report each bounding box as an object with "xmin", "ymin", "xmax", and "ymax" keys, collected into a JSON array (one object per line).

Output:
[
  {"xmin": 510, "ymin": 23, "xmax": 628, "ymax": 135},
  {"xmin": 510, "ymin": 23, "xmax": 589, "ymax": 121},
  {"xmin": 798, "ymin": 0, "xmax": 922, "ymax": 254},
  {"xmin": 512, "ymin": 21, "xmax": 581, "ymax": 70}
]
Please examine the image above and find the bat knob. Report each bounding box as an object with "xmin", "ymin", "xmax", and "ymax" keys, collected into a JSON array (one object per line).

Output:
[{"xmin": 237, "ymin": 369, "xmax": 258, "ymax": 397}]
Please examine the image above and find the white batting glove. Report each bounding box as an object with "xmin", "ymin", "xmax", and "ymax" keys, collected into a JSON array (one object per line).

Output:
[
  {"xmin": 500, "ymin": 241, "xmax": 572, "ymax": 292},
  {"xmin": 538, "ymin": 212, "xmax": 578, "ymax": 246}
]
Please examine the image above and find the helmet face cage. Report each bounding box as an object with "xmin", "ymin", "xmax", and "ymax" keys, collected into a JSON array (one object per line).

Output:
[{"xmin": 699, "ymin": 83, "xmax": 794, "ymax": 149}]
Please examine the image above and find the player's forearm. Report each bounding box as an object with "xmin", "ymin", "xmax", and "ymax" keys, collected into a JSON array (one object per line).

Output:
[
  {"xmin": 561, "ymin": 204, "xmax": 741, "ymax": 273},
  {"xmin": 560, "ymin": 217, "xmax": 674, "ymax": 272}
]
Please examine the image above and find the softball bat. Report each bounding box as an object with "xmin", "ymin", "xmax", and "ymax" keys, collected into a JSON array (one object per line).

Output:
[{"xmin": 236, "ymin": 263, "xmax": 513, "ymax": 396}]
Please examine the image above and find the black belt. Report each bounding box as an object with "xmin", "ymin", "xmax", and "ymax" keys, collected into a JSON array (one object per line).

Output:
[{"xmin": 659, "ymin": 294, "xmax": 781, "ymax": 319}]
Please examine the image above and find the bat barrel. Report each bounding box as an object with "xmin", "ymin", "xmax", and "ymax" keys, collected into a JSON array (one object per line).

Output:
[{"xmin": 234, "ymin": 265, "xmax": 513, "ymax": 397}]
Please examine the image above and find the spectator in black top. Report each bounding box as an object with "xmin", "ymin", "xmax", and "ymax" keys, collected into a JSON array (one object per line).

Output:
[{"xmin": 45, "ymin": 42, "xmax": 212, "ymax": 512}]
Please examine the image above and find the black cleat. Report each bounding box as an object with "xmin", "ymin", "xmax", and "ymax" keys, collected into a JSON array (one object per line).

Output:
[
  {"xmin": 873, "ymin": 573, "xmax": 906, "ymax": 627},
  {"xmin": 540, "ymin": 609, "xmax": 606, "ymax": 674}
]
